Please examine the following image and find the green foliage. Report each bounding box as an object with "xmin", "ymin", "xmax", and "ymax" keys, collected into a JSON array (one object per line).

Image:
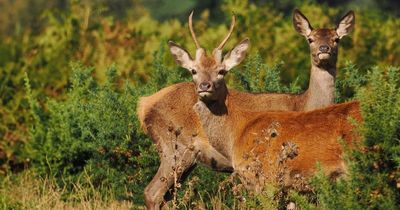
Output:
[
  {"xmin": 25, "ymin": 63, "xmax": 160, "ymax": 202},
  {"xmin": 288, "ymin": 191, "xmax": 318, "ymax": 210},
  {"xmin": 232, "ymin": 53, "xmax": 301, "ymax": 93},
  {"xmin": 335, "ymin": 61, "xmax": 367, "ymax": 102}
]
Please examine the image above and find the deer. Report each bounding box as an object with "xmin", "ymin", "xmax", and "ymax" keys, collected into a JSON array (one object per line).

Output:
[
  {"xmin": 229, "ymin": 101, "xmax": 362, "ymax": 192},
  {"xmin": 194, "ymin": 96, "xmax": 361, "ymax": 192},
  {"xmin": 137, "ymin": 9, "xmax": 355, "ymax": 209}
]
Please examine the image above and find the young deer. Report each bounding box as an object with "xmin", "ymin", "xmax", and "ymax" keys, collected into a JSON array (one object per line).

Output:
[
  {"xmin": 138, "ymin": 10, "xmax": 354, "ymax": 209},
  {"xmin": 292, "ymin": 9, "xmax": 355, "ymax": 110}
]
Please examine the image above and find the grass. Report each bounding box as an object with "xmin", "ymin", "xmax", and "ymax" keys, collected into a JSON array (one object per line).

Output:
[
  {"xmin": 0, "ymin": 170, "xmax": 243, "ymax": 210},
  {"xmin": 0, "ymin": 170, "xmax": 135, "ymax": 210}
]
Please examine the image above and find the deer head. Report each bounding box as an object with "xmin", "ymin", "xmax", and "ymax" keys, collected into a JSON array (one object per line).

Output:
[
  {"xmin": 168, "ymin": 12, "xmax": 250, "ymax": 102},
  {"xmin": 293, "ymin": 9, "xmax": 355, "ymax": 68}
]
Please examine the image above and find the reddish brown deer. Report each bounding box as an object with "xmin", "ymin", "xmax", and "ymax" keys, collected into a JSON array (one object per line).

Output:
[
  {"xmin": 292, "ymin": 9, "xmax": 355, "ymax": 110},
  {"xmin": 138, "ymin": 10, "xmax": 354, "ymax": 209},
  {"xmin": 139, "ymin": 13, "xmax": 249, "ymax": 209},
  {"xmin": 230, "ymin": 101, "xmax": 361, "ymax": 192},
  {"xmin": 194, "ymin": 97, "xmax": 361, "ymax": 192},
  {"xmin": 234, "ymin": 101, "xmax": 362, "ymax": 190}
]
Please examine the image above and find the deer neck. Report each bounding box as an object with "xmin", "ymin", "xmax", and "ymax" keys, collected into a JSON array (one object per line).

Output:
[
  {"xmin": 304, "ymin": 62, "xmax": 336, "ymax": 111},
  {"xmin": 193, "ymin": 84, "xmax": 233, "ymax": 160}
]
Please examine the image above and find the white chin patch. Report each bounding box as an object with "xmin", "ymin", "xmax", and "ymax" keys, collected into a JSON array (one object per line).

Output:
[
  {"xmin": 318, "ymin": 53, "xmax": 330, "ymax": 60},
  {"xmin": 199, "ymin": 92, "xmax": 212, "ymax": 98}
]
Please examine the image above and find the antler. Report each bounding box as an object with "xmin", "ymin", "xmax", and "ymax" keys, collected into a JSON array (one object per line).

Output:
[
  {"xmin": 216, "ymin": 14, "xmax": 236, "ymax": 50},
  {"xmin": 189, "ymin": 11, "xmax": 201, "ymax": 49}
]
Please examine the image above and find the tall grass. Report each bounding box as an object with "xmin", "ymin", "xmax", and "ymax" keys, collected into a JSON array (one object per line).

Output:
[{"xmin": 0, "ymin": 170, "xmax": 133, "ymax": 210}]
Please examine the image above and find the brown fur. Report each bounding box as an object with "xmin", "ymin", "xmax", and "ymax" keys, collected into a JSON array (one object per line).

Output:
[
  {"xmin": 231, "ymin": 101, "xmax": 362, "ymax": 191},
  {"xmin": 137, "ymin": 84, "xmax": 185, "ymax": 134},
  {"xmin": 200, "ymin": 55, "xmax": 218, "ymax": 69}
]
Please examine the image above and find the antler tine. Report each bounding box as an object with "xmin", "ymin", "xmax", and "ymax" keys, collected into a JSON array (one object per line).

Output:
[
  {"xmin": 189, "ymin": 11, "xmax": 201, "ymax": 49},
  {"xmin": 216, "ymin": 14, "xmax": 236, "ymax": 50}
]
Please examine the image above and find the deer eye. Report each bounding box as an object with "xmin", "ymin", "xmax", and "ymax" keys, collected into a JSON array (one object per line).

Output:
[
  {"xmin": 191, "ymin": 69, "xmax": 197, "ymax": 75},
  {"xmin": 218, "ymin": 70, "xmax": 227, "ymax": 76},
  {"xmin": 307, "ymin": 38, "xmax": 314, "ymax": 44},
  {"xmin": 334, "ymin": 38, "xmax": 340, "ymax": 43}
]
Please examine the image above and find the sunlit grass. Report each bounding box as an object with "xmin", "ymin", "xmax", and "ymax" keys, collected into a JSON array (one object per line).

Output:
[{"xmin": 0, "ymin": 170, "xmax": 135, "ymax": 210}]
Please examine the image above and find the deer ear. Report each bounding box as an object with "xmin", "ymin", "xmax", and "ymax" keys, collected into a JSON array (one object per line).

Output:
[
  {"xmin": 168, "ymin": 41, "xmax": 194, "ymax": 70},
  {"xmin": 222, "ymin": 38, "xmax": 250, "ymax": 71},
  {"xmin": 336, "ymin": 11, "xmax": 355, "ymax": 39},
  {"xmin": 293, "ymin": 9, "xmax": 313, "ymax": 37}
]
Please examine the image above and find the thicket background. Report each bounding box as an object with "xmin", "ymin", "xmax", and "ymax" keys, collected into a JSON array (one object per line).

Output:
[{"xmin": 0, "ymin": 0, "xmax": 399, "ymax": 209}]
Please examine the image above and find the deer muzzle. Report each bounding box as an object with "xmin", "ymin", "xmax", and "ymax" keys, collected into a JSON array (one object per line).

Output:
[
  {"xmin": 317, "ymin": 45, "xmax": 331, "ymax": 60},
  {"xmin": 199, "ymin": 82, "xmax": 212, "ymax": 91}
]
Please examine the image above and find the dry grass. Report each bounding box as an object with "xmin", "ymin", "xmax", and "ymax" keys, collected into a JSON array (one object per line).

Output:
[{"xmin": 0, "ymin": 170, "xmax": 136, "ymax": 210}]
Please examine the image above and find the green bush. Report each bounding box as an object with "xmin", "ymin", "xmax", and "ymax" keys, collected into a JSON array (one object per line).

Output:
[
  {"xmin": 231, "ymin": 53, "xmax": 301, "ymax": 93},
  {"xmin": 25, "ymin": 63, "xmax": 159, "ymax": 203}
]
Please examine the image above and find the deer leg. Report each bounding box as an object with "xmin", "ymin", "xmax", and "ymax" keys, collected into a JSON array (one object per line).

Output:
[
  {"xmin": 144, "ymin": 160, "xmax": 173, "ymax": 210},
  {"xmin": 194, "ymin": 140, "xmax": 233, "ymax": 172},
  {"xmin": 144, "ymin": 142, "xmax": 200, "ymax": 210}
]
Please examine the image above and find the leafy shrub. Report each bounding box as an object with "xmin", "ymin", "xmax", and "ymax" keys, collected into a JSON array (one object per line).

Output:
[
  {"xmin": 335, "ymin": 61, "xmax": 367, "ymax": 103},
  {"xmin": 231, "ymin": 53, "xmax": 301, "ymax": 93},
  {"xmin": 25, "ymin": 63, "xmax": 159, "ymax": 203}
]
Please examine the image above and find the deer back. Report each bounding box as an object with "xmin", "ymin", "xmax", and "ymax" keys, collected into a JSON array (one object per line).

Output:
[{"xmin": 232, "ymin": 101, "xmax": 362, "ymax": 190}]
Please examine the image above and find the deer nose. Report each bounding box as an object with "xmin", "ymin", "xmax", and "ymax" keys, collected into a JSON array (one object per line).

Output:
[
  {"xmin": 199, "ymin": 82, "xmax": 212, "ymax": 91},
  {"xmin": 319, "ymin": 45, "xmax": 330, "ymax": 53}
]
